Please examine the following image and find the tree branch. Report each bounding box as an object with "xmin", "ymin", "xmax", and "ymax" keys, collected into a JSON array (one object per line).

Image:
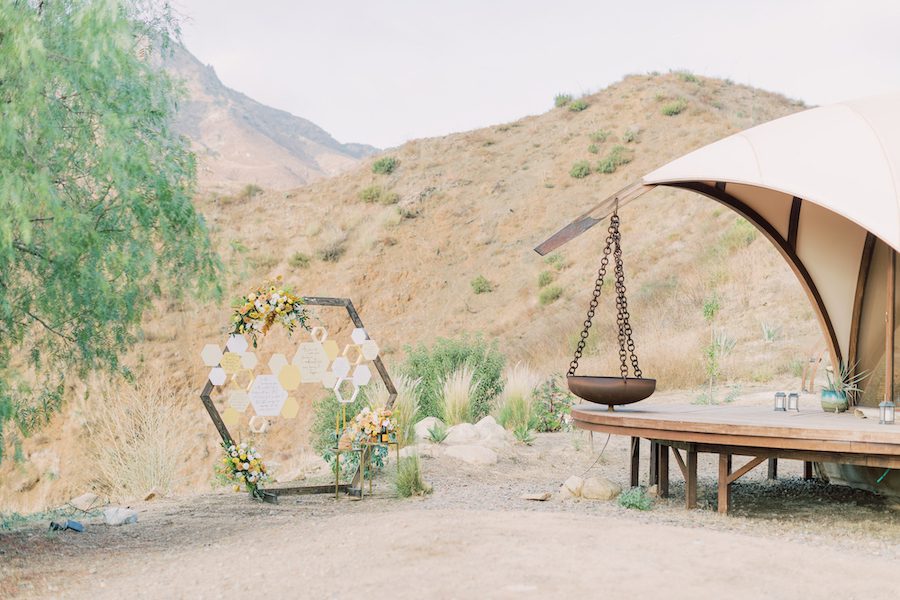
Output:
[{"xmin": 26, "ymin": 310, "xmax": 75, "ymax": 343}]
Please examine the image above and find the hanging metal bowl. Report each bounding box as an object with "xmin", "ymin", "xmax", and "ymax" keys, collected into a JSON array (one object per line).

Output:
[{"xmin": 567, "ymin": 375, "xmax": 656, "ymax": 408}]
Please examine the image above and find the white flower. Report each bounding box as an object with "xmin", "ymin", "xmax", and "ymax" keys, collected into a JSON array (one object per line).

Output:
[{"xmin": 243, "ymin": 463, "xmax": 250, "ymax": 470}]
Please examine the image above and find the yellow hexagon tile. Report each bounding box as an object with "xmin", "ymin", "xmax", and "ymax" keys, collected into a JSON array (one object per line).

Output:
[
  {"xmin": 360, "ymin": 340, "xmax": 379, "ymax": 361},
  {"xmin": 220, "ymin": 352, "xmax": 242, "ymax": 374},
  {"xmin": 278, "ymin": 364, "xmax": 301, "ymax": 391},
  {"xmin": 281, "ymin": 396, "xmax": 300, "ymax": 419},
  {"xmin": 322, "ymin": 340, "xmax": 339, "ymax": 361},
  {"xmin": 200, "ymin": 344, "xmax": 223, "ymax": 367},
  {"xmin": 342, "ymin": 344, "xmax": 364, "ymax": 366},
  {"xmin": 229, "ymin": 390, "xmax": 250, "ymax": 412},
  {"xmin": 241, "ymin": 351, "xmax": 258, "ymax": 370},
  {"xmin": 221, "ymin": 407, "xmax": 240, "ymax": 427}
]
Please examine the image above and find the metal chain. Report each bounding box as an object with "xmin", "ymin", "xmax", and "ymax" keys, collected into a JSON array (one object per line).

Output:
[{"xmin": 567, "ymin": 209, "xmax": 643, "ymax": 379}]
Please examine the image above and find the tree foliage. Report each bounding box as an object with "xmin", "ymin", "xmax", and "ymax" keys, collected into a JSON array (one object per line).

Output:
[{"xmin": 0, "ymin": 0, "xmax": 221, "ymax": 457}]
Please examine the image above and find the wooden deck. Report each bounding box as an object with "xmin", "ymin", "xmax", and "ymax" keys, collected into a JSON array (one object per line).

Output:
[{"xmin": 572, "ymin": 403, "xmax": 900, "ymax": 514}]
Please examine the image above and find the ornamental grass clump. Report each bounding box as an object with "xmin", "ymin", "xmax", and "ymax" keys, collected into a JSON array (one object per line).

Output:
[
  {"xmin": 496, "ymin": 362, "xmax": 542, "ymax": 432},
  {"xmin": 396, "ymin": 454, "xmax": 430, "ymax": 497},
  {"xmin": 440, "ymin": 366, "xmax": 475, "ymax": 425}
]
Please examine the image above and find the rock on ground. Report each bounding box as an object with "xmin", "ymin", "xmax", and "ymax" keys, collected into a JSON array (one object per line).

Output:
[
  {"xmin": 414, "ymin": 417, "xmax": 445, "ymax": 442},
  {"xmin": 582, "ymin": 477, "xmax": 621, "ymax": 501},
  {"xmin": 443, "ymin": 445, "xmax": 498, "ymax": 465},
  {"xmin": 444, "ymin": 423, "xmax": 480, "ymax": 445},
  {"xmin": 563, "ymin": 476, "xmax": 584, "ymax": 497},
  {"xmin": 69, "ymin": 493, "xmax": 100, "ymax": 512},
  {"xmin": 103, "ymin": 507, "xmax": 138, "ymax": 526},
  {"xmin": 400, "ymin": 443, "xmax": 444, "ymax": 459}
]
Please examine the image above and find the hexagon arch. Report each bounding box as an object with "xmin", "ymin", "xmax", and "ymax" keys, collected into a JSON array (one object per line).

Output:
[{"xmin": 198, "ymin": 296, "xmax": 397, "ymax": 499}]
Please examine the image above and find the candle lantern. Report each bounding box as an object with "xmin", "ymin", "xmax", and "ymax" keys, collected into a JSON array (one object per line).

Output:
[
  {"xmin": 879, "ymin": 399, "xmax": 896, "ymax": 425},
  {"xmin": 774, "ymin": 392, "xmax": 787, "ymax": 412},
  {"xmin": 787, "ymin": 392, "xmax": 800, "ymax": 412}
]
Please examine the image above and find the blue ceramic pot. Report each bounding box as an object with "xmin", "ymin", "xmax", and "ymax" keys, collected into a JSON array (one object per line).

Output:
[{"xmin": 820, "ymin": 390, "xmax": 849, "ymax": 413}]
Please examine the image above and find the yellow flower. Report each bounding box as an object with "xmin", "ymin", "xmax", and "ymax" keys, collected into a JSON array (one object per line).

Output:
[{"xmin": 233, "ymin": 485, "xmax": 240, "ymax": 492}]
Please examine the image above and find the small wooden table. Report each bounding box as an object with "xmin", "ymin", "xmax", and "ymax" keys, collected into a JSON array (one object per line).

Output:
[
  {"xmin": 572, "ymin": 403, "xmax": 900, "ymax": 514},
  {"xmin": 333, "ymin": 439, "xmax": 401, "ymax": 499}
]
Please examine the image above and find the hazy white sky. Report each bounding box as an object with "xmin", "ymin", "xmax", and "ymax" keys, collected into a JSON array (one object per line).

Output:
[{"xmin": 176, "ymin": 0, "xmax": 900, "ymax": 149}]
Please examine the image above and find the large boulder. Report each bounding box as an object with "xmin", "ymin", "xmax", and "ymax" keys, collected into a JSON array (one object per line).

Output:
[
  {"xmin": 562, "ymin": 475, "xmax": 584, "ymax": 497},
  {"xmin": 443, "ymin": 445, "xmax": 498, "ymax": 465},
  {"xmin": 103, "ymin": 507, "xmax": 138, "ymax": 526},
  {"xmin": 582, "ymin": 476, "xmax": 622, "ymax": 501},
  {"xmin": 414, "ymin": 417, "xmax": 445, "ymax": 442},
  {"xmin": 473, "ymin": 416, "xmax": 511, "ymax": 448},
  {"xmin": 444, "ymin": 423, "xmax": 480, "ymax": 445},
  {"xmin": 69, "ymin": 492, "xmax": 100, "ymax": 511},
  {"xmin": 400, "ymin": 443, "xmax": 443, "ymax": 459}
]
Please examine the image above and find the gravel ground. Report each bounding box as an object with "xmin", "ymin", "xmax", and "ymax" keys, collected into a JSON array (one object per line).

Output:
[{"xmin": 2, "ymin": 429, "xmax": 899, "ymax": 598}]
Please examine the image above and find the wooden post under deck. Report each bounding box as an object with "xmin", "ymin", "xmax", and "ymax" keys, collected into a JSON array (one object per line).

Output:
[
  {"xmin": 649, "ymin": 441, "xmax": 659, "ymax": 486},
  {"xmin": 630, "ymin": 437, "xmax": 640, "ymax": 487},
  {"xmin": 718, "ymin": 453, "xmax": 732, "ymax": 514},
  {"xmin": 887, "ymin": 251, "xmax": 896, "ymax": 408},
  {"xmin": 658, "ymin": 445, "xmax": 669, "ymax": 498},
  {"xmin": 767, "ymin": 458, "xmax": 778, "ymax": 480},
  {"xmin": 686, "ymin": 449, "xmax": 698, "ymax": 509}
]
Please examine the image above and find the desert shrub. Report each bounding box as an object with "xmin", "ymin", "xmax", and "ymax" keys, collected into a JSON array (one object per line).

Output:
[
  {"xmin": 316, "ymin": 240, "xmax": 346, "ymax": 262},
  {"xmin": 86, "ymin": 376, "xmax": 189, "ymax": 500},
  {"xmin": 249, "ymin": 254, "xmax": 279, "ymax": 270},
  {"xmin": 372, "ymin": 156, "xmax": 399, "ymax": 174},
  {"xmin": 618, "ymin": 487, "xmax": 653, "ymax": 510},
  {"xmin": 589, "ymin": 129, "xmax": 610, "ymax": 143},
  {"xmin": 720, "ymin": 217, "xmax": 757, "ymax": 252},
  {"xmin": 495, "ymin": 363, "xmax": 541, "ymax": 431},
  {"xmin": 544, "ymin": 253, "xmax": 567, "ymax": 271},
  {"xmin": 428, "ymin": 422, "xmax": 449, "ymax": 443},
  {"xmin": 380, "ymin": 192, "xmax": 401, "ymax": 205},
  {"xmin": 241, "ymin": 183, "xmax": 263, "ymax": 200},
  {"xmin": 554, "ymin": 93, "xmax": 573, "ymax": 107},
  {"xmin": 395, "ymin": 454, "xmax": 430, "ymax": 497},
  {"xmin": 568, "ymin": 98, "xmax": 588, "ymax": 112},
  {"xmin": 760, "ymin": 321, "xmax": 782, "ymax": 343},
  {"xmin": 532, "ymin": 374, "xmax": 575, "ymax": 432},
  {"xmin": 538, "ymin": 270, "xmax": 554, "ymax": 288},
  {"xmin": 596, "ymin": 145, "xmax": 632, "ymax": 174},
  {"xmin": 471, "ymin": 275, "xmax": 493, "ymax": 294},
  {"xmin": 587, "ymin": 144, "xmax": 599, "ymax": 154},
  {"xmin": 441, "ymin": 366, "xmax": 474, "ymax": 425},
  {"xmin": 621, "ymin": 128, "xmax": 637, "ymax": 143},
  {"xmin": 539, "ymin": 285, "xmax": 563, "ymax": 305},
  {"xmin": 569, "ymin": 161, "xmax": 592, "ymax": 179},
  {"xmin": 288, "ymin": 252, "xmax": 310, "ymax": 269},
  {"xmin": 513, "ymin": 424, "xmax": 536, "ymax": 445},
  {"xmin": 402, "ymin": 336, "xmax": 505, "ymax": 421},
  {"xmin": 661, "ymin": 98, "xmax": 688, "ymax": 116},
  {"xmin": 359, "ymin": 185, "xmax": 383, "ymax": 203},
  {"xmin": 674, "ymin": 69, "xmax": 699, "ymax": 83}
]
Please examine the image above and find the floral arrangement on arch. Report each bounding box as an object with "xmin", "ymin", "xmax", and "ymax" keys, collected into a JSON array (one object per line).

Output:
[
  {"xmin": 231, "ymin": 276, "xmax": 310, "ymax": 346},
  {"xmin": 350, "ymin": 406, "xmax": 396, "ymax": 443},
  {"xmin": 219, "ymin": 441, "xmax": 269, "ymax": 500}
]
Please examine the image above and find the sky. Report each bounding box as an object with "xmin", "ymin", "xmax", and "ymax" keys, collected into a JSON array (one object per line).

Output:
[{"xmin": 176, "ymin": 0, "xmax": 900, "ymax": 149}]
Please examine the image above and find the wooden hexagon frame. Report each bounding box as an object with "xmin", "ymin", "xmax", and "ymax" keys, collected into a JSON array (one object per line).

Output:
[{"xmin": 199, "ymin": 296, "xmax": 397, "ymax": 502}]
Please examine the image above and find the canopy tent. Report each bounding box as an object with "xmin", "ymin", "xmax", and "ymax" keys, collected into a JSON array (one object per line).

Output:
[{"xmin": 536, "ymin": 93, "xmax": 900, "ymax": 409}]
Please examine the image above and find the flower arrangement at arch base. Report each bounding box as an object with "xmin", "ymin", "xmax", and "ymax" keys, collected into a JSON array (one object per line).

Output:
[{"xmin": 218, "ymin": 441, "xmax": 269, "ymax": 500}]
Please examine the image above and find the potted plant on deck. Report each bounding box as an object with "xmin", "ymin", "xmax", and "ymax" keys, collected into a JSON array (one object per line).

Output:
[{"xmin": 820, "ymin": 362, "xmax": 868, "ymax": 413}]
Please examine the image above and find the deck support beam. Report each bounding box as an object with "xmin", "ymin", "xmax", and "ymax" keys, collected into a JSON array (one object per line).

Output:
[{"xmin": 630, "ymin": 437, "xmax": 640, "ymax": 487}]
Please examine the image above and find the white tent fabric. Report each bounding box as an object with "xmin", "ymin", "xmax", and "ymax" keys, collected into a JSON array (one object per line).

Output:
[{"xmin": 644, "ymin": 94, "xmax": 900, "ymax": 251}]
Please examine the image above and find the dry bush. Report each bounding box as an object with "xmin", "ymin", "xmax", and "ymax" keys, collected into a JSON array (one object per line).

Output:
[
  {"xmin": 495, "ymin": 362, "xmax": 541, "ymax": 431},
  {"xmin": 440, "ymin": 366, "xmax": 474, "ymax": 425},
  {"xmin": 85, "ymin": 375, "xmax": 191, "ymax": 500}
]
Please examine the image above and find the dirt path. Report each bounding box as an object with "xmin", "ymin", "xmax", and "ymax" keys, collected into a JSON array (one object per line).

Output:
[{"xmin": 2, "ymin": 431, "xmax": 899, "ymax": 599}]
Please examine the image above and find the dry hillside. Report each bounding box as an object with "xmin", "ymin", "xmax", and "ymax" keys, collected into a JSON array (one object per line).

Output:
[
  {"xmin": 1, "ymin": 72, "xmax": 825, "ymax": 511},
  {"xmin": 166, "ymin": 45, "xmax": 377, "ymax": 192}
]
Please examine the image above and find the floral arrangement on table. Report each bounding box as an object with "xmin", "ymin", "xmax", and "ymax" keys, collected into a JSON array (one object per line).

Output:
[
  {"xmin": 230, "ymin": 276, "xmax": 309, "ymax": 346},
  {"xmin": 349, "ymin": 406, "xmax": 396, "ymax": 443},
  {"xmin": 219, "ymin": 441, "xmax": 269, "ymax": 500}
]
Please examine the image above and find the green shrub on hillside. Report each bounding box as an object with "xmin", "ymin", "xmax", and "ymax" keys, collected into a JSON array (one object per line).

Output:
[
  {"xmin": 359, "ymin": 185, "xmax": 383, "ymax": 203},
  {"xmin": 587, "ymin": 144, "xmax": 600, "ymax": 154},
  {"xmin": 720, "ymin": 218, "xmax": 758, "ymax": 252},
  {"xmin": 674, "ymin": 69, "xmax": 699, "ymax": 83},
  {"xmin": 538, "ymin": 270, "xmax": 554, "ymax": 288},
  {"xmin": 402, "ymin": 336, "xmax": 505, "ymax": 421},
  {"xmin": 569, "ymin": 161, "xmax": 592, "ymax": 179},
  {"xmin": 568, "ymin": 98, "xmax": 589, "ymax": 112},
  {"xmin": 596, "ymin": 145, "xmax": 632, "ymax": 174},
  {"xmin": 372, "ymin": 156, "xmax": 399, "ymax": 174},
  {"xmin": 554, "ymin": 93, "xmax": 573, "ymax": 107},
  {"xmin": 288, "ymin": 252, "xmax": 310, "ymax": 269},
  {"xmin": 316, "ymin": 240, "xmax": 346, "ymax": 262},
  {"xmin": 589, "ymin": 129, "xmax": 611, "ymax": 143},
  {"xmin": 539, "ymin": 285, "xmax": 563, "ymax": 305},
  {"xmin": 661, "ymin": 98, "xmax": 688, "ymax": 116},
  {"xmin": 471, "ymin": 275, "xmax": 493, "ymax": 294},
  {"xmin": 241, "ymin": 183, "xmax": 263, "ymax": 200}
]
